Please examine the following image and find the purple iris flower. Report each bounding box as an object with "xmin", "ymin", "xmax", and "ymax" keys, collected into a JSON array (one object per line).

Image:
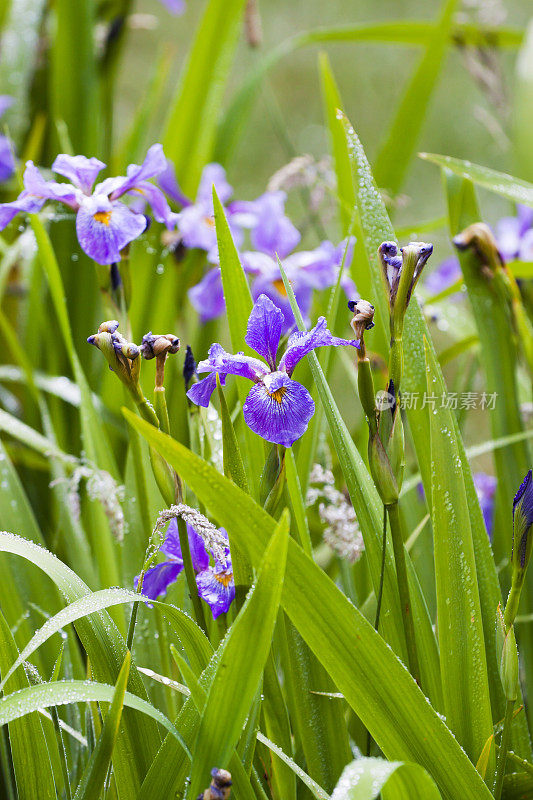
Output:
[
  {"xmin": 135, "ymin": 519, "xmax": 235, "ymax": 619},
  {"xmin": 159, "ymin": 0, "xmax": 186, "ymax": 12},
  {"xmin": 495, "ymin": 205, "xmax": 533, "ymax": 261},
  {"xmin": 243, "ymin": 238, "xmax": 357, "ymax": 331},
  {"xmin": 173, "ymin": 163, "xmax": 249, "ymax": 263},
  {"xmin": 187, "ymin": 293, "xmax": 359, "ymax": 447},
  {"xmin": 0, "ymin": 96, "xmax": 15, "ymax": 183},
  {"xmin": 230, "ymin": 191, "xmax": 301, "ymax": 259},
  {"xmin": 0, "ymin": 144, "xmax": 178, "ymax": 264}
]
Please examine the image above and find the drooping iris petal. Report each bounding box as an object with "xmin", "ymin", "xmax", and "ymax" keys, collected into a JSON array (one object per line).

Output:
[
  {"xmin": 23, "ymin": 161, "xmax": 80, "ymax": 208},
  {"xmin": 243, "ymin": 372, "xmax": 315, "ymax": 447},
  {"xmin": 0, "ymin": 136, "xmax": 14, "ymax": 183},
  {"xmin": 162, "ymin": 519, "xmax": 209, "ymax": 573},
  {"xmin": 186, "ymin": 373, "xmax": 219, "ymax": 408},
  {"xmin": 244, "ymin": 293, "xmax": 284, "ymax": 369},
  {"xmin": 0, "ymin": 192, "xmax": 47, "ymax": 229},
  {"xmin": 197, "ymin": 342, "xmax": 269, "ymax": 382},
  {"xmin": 188, "ymin": 267, "xmax": 225, "ymax": 322},
  {"xmin": 52, "ymin": 153, "xmax": 106, "ymax": 194},
  {"xmin": 278, "ymin": 316, "xmax": 359, "ymax": 376},
  {"xmin": 131, "ymin": 181, "xmax": 179, "ymax": 229},
  {"xmin": 76, "ymin": 195, "xmax": 146, "ymax": 264},
  {"xmin": 196, "ymin": 561, "xmax": 235, "ymax": 619},
  {"xmin": 135, "ymin": 561, "xmax": 183, "ymax": 600}
]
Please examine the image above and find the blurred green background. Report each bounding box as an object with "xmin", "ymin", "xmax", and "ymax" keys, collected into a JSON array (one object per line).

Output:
[{"xmin": 120, "ymin": 0, "xmax": 532, "ymax": 235}]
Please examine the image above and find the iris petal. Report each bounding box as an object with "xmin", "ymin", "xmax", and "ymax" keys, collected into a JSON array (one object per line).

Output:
[
  {"xmin": 278, "ymin": 316, "xmax": 358, "ymax": 376},
  {"xmin": 52, "ymin": 154, "xmax": 106, "ymax": 194},
  {"xmin": 196, "ymin": 563, "xmax": 235, "ymax": 619},
  {"xmin": 76, "ymin": 198, "xmax": 146, "ymax": 264},
  {"xmin": 135, "ymin": 562, "xmax": 182, "ymax": 600},
  {"xmin": 245, "ymin": 293, "xmax": 284, "ymax": 369},
  {"xmin": 243, "ymin": 373, "xmax": 315, "ymax": 447}
]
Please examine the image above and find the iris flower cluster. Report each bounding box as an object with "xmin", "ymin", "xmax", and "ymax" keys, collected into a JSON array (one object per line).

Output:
[
  {"xmin": 187, "ymin": 293, "xmax": 359, "ymax": 447},
  {"xmin": 0, "ymin": 144, "xmax": 177, "ymax": 264},
  {"xmin": 135, "ymin": 519, "xmax": 235, "ymax": 618},
  {"xmin": 161, "ymin": 160, "xmax": 356, "ymax": 330},
  {"xmin": 0, "ymin": 96, "xmax": 14, "ymax": 184}
]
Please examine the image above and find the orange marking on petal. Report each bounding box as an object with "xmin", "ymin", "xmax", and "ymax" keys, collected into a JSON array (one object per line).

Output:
[
  {"xmin": 269, "ymin": 386, "xmax": 287, "ymax": 404},
  {"xmin": 93, "ymin": 210, "xmax": 112, "ymax": 226},
  {"xmin": 204, "ymin": 215, "xmax": 216, "ymax": 228},
  {"xmin": 215, "ymin": 571, "xmax": 233, "ymax": 588},
  {"xmin": 272, "ymin": 278, "xmax": 288, "ymax": 297}
]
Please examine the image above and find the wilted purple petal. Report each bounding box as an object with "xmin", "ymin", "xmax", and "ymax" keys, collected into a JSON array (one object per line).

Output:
[
  {"xmin": 245, "ymin": 293, "xmax": 284, "ymax": 369},
  {"xmin": 188, "ymin": 267, "xmax": 226, "ymax": 322},
  {"xmin": 135, "ymin": 561, "xmax": 183, "ymax": 600},
  {"xmin": 52, "ymin": 153, "xmax": 106, "ymax": 194},
  {"xmin": 0, "ymin": 136, "xmax": 14, "ymax": 183},
  {"xmin": 278, "ymin": 316, "xmax": 359, "ymax": 376},
  {"xmin": 243, "ymin": 372, "xmax": 315, "ymax": 447},
  {"xmin": 196, "ymin": 561, "xmax": 235, "ymax": 618},
  {"xmin": 76, "ymin": 195, "xmax": 146, "ymax": 264}
]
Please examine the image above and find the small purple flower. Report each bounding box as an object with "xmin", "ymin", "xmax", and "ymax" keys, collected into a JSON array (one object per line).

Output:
[
  {"xmin": 0, "ymin": 96, "xmax": 15, "ymax": 183},
  {"xmin": 158, "ymin": 0, "xmax": 186, "ymax": 12},
  {"xmin": 187, "ymin": 294, "xmax": 359, "ymax": 447},
  {"xmin": 0, "ymin": 144, "xmax": 178, "ymax": 264},
  {"xmin": 496, "ymin": 205, "xmax": 533, "ymax": 262},
  {"xmin": 135, "ymin": 519, "xmax": 235, "ymax": 619},
  {"xmin": 175, "ymin": 163, "xmax": 246, "ymax": 262}
]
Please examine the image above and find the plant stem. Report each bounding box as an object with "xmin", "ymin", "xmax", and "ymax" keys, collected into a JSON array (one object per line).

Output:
[
  {"xmin": 177, "ymin": 516, "xmax": 208, "ymax": 635},
  {"xmin": 374, "ymin": 505, "xmax": 388, "ymax": 632},
  {"xmin": 387, "ymin": 501, "xmax": 420, "ymax": 684},
  {"xmin": 493, "ymin": 700, "xmax": 514, "ymax": 800}
]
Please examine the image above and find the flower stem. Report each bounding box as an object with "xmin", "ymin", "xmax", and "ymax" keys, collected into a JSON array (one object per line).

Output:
[
  {"xmin": 493, "ymin": 700, "xmax": 514, "ymax": 800},
  {"xmin": 374, "ymin": 505, "xmax": 388, "ymax": 632},
  {"xmin": 177, "ymin": 517, "xmax": 208, "ymax": 635},
  {"xmin": 387, "ymin": 501, "xmax": 420, "ymax": 684}
]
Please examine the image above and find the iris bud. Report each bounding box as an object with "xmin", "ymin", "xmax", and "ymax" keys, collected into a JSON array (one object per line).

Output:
[{"xmin": 496, "ymin": 604, "xmax": 519, "ymax": 702}]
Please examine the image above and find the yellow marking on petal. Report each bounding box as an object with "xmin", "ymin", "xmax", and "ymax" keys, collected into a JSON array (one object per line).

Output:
[
  {"xmin": 93, "ymin": 210, "xmax": 112, "ymax": 226},
  {"xmin": 268, "ymin": 386, "xmax": 287, "ymax": 404},
  {"xmin": 215, "ymin": 571, "xmax": 233, "ymax": 588},
  {"xmin": 204, "ymin": 215, "xmax": 216, "ymax": 228},
  {"xmin": 273, "ymin": 278, "xmax": 287, "ymax": 297}
]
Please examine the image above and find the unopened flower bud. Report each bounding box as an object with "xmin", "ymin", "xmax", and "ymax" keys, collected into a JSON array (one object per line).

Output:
[
  {"xmin": 140, "ymin": 332, "xmax": 180, "ymax": 360},
  {"xmin": 453, "ymin": 222, "xmax": 503, "ymax": 273},
  {"xmin": 379, "ymin": 241, "xmax": 433, "ymax": 319},
  {"xmin": 98, "ymin": 320, "xmax": 120, "ymax": 334},
  {"xmin": 504, "ymin": 470, "xmax": 533, "ymax": 629},
  {"xmin": 183, "ymin": 345, "xmax": 197, "ymax": 390},
  {"xmin": 87, "ymin": 322, "xmax": 142, "ymax": 401},
  {"xmin": 197, "ymin": 768, "xmax": 232, "ymax": 800},
  {"xmin": 496, "ymin": 604, "xmax": 519, "ymax": 701},
  {"xmin": 348, "ymin": 299, "xmax": 375, "ymax": 342}
]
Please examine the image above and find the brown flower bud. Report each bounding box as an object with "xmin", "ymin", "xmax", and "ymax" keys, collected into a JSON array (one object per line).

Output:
[{"xmin": 140, "ymin": 332, "xmax": 180, "ymax": 360}]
